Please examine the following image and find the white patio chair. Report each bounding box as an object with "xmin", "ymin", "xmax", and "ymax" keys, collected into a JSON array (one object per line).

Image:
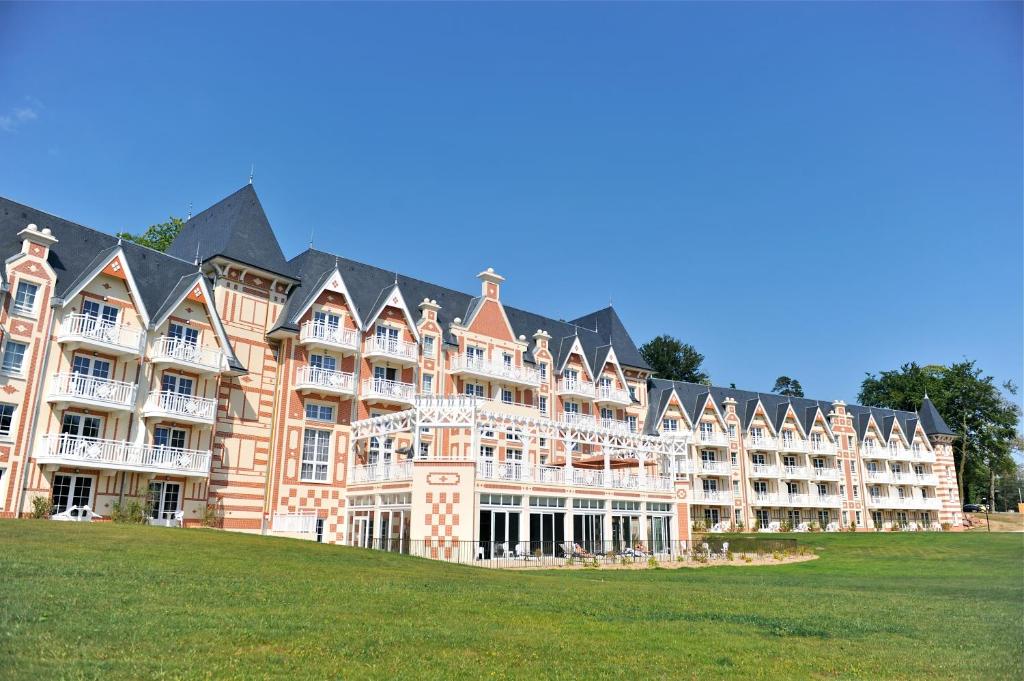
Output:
[{"xmin": 795, "ymin": 522, "xmax": 810, "ymax": 533}]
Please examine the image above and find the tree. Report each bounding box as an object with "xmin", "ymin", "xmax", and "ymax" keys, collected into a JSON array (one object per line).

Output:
[
  {"xmin": 858, "ymin": 361, "xmax": 1021, "ymax": 506},
  {"xmin": 639, "ymin": 335, "xmax": 709, "ymax": 385},
  {"xmin": 117, "ymin": 216, "xmax": 185, "ymax": 253},
  {"xmin": 772, "ymin": 376, "xmax": 804, "ymax": 397}
]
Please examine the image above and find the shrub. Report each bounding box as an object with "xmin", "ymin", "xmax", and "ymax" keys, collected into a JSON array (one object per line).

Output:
[
  {"xmin": 726, "ymin": 550, "xmax": 735, "ymax": 561},
  {"xmin": 31, "ymin": 496, "xmax": 53, "ymax": 519},
  {"xmin": 941, "ymin": 522, "xmax": 952, "ymax": 532},
  {"xmin": 849, "ymin": 521, "xmax": 857, "ymax": 532},
  {"xmin": 110, "ymin": 496, "xmax": 151, "ymax": 524},
  {"xmin": 735, "ymin": 521, "xmax": 744, "ymax": 532},
  {"xmin": 771, "ymin": 551, "xmax": 783, "ymax": 561},
  {"xmin": 809, "ymin": 521, "xmax": 820, "ymax": 533},
  {"xmin": 752, "ymin": 519, "xmax": 761, "ymax": 532},
  {"xmin": 780, "ymin": 520, "xmax": 793, "ymax": 533},
  {"xmin": 743, "ymin": 555, "xmax": 753, "ymax": 563},
  {"xmin": 694, "ymin": 553, "xmax": 708, "ymax": 564},
  {"xmin": 201, "ymin": 503, "xmax": 220, "ymax": 528},
  {"xmin": 647, "ymin": 555, "xmax": 659, "ymax": 568}
]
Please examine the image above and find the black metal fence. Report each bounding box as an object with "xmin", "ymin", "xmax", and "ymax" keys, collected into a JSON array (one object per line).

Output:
[{"xmin": 350, "ymin": 537, "xmax": 800, "ymax": 568}]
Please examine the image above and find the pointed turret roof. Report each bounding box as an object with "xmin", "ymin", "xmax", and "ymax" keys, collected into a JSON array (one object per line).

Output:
[
  {"xmin": 918, "ymin": 395, "xmax": 954, "ymax": 436},
  {"xmin": 167, "ymin": 185, "xmax": 294, "ymax": 279},
  {"xmin": 569, "ymin": 306, "xmax": 651, "ymax": 371}
]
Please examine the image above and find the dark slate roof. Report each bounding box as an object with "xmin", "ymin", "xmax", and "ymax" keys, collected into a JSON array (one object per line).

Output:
[
  {"xmin": 270, "ymin": 248, "xmax": 649, "ymax": 374},
  {"xmin": 918, "ymin": 396, "xmax": 954, "ymax": 436},
  {"xmin": 570, "ymin": 306, "xmax": 651, "ymax": 371},
  {"xmin": 167, "ymin": 185, "xmax": 294, "ymax": 280},
  {"xmin": 645, "ymin": 377, "xmax": 930, "ymax": 441},
  {"xmin": 0, "ymin": 196, "xmax": 202, "ymax": 318}
]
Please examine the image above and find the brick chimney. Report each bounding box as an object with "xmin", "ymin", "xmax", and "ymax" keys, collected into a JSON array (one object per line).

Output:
[{"xmin": 477, "ymin": 267, "xmax": 504, "ymax": 301}]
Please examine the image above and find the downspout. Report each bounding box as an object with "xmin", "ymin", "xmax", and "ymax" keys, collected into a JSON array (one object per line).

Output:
[
  {"xmin": 261, "ymin": 337, "xmax": 287, "ymax": 534},
  {"xmin": 15, "ymin": 300, "xmax": 59, "ymax": 517}
]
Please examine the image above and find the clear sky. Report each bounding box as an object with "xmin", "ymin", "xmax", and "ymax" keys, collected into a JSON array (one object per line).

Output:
[{"xmin": 1, "ymin": 2, "xmax": 1020, "ymax": 407}]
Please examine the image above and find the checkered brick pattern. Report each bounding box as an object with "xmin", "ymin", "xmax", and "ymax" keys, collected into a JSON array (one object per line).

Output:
[
  {"xmin": 424, "ymin": 491, "xmax": 460, "ymax": 540},
  {"xmin": 278, "ymin": 486, "xmax": 343, "ymax": 542}
]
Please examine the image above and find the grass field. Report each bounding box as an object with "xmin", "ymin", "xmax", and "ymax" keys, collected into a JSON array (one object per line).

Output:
[
  {"xmin": 1, "ymin": 521, "xmax": 1021, "ymax": 680},
  {"xmin": 964, "ymin": 511, "xmax": 1024, "ymax": 532}
]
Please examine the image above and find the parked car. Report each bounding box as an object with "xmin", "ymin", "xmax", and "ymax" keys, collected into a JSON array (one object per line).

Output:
[{"xmin": 962, "ymin": 504, "xmax": 987, "ymax": 513}]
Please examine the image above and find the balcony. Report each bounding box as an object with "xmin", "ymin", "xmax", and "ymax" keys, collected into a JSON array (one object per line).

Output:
[
  {"xmin": 745, "ymin": 435, "xmax": 777, "ymax": 451},
  {"xmin": 151, "ymin": 337, "xmax": 225, "ymax": 374},
  {"xmin": 808, "ymin": 439, "xmax": 838, "ymax": 455},
  {"xmin": 36, "ymin": 433, "xmax": 211, "ymax": 477},
  {"xmin": 46, "ymin": 373, "xmax": 137, "ymax": 412},
  {"xmin": 349, "ymin": 461, "xmax": 413, "ymax": 484},
  {"xmin": 777, "ymin": 437, "xmax": 805, "ymax": 453},
  {"xmin": 810, "ymin": 466, "xmax": 842, "ymax": 481},
  {"xmin": 449, "ymin": 354, "xmax": 540, "ymax": 387},
  {"xmin": 475, "ymin": 462, "xmax": 673, "ymax": 492},
  {"xmin": 695, "ymin": 430, "xmax": 729, "ymax": 447},
  {"xmin": 57, "ymin": 314, "xmax": 145, "ymax": 356},
  {"xmin": 691, "ymin": 489, "xmax": 734, "ymax": 505},
  {"xmin": 362, "ymin": 336, "xmax": 418, "ymax": 365},
  {"xmin": 360, "ymin": 377, "xmax": 416, "ymax": 406},
  {"xmin": 594, "ymin": 384, "xmax": 631, "ymax": 406},
  {"xmin": 142, "ymin": 391, "xmax": 217, "ymax": 426},
  {"xmin": 557, "ymin": 378, "xmax": 596, "ymax": 400},
  {"xmin": 697, "ymin": 460, "xmax": 730, "ymax": 475},
  {"xmin": 867, "ymin": 495, "xmax": 943, "ymax": 510},
  {"xmin": 295, "ymin": 365, "xmax": 356, "ymax": 396},
  {"xmin": 808, "ymin": 494, "xmax": 843, "ymax": 507},
  {"xmin": 750, "ymin": 463, "xmax": 781, "ymax": 477},
  {"xmin": 751, "ymin": 492, "xmax": 809, "ymax": 507},
  {"xmin": 299, "ymin": 321, "xmax": 358, "ymax": 354},
  {"xmin": 558, "ymin": 413, "xmax": 594, "ymax": 428},
  {"xmin": 912, "ymin": 473, "xmax": 939, "ymax": 486},
  {"xmin": 598, "ymin": 417, "xmax": 634, "ymax": 433},
  {"xmin": 780, "ymin": 465, "xmax": 810, "ymax": 479}
]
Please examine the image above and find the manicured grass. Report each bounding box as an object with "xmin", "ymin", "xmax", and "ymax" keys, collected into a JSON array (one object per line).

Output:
[{"xmin": 1, "ymin": 522, "xmax": 1021, "ymax": 680}]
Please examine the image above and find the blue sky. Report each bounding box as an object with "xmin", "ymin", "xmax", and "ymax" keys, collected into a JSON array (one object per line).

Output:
[{"xmin": 1, "ymin": 2, "xmax": 1020, "ymax": 407}]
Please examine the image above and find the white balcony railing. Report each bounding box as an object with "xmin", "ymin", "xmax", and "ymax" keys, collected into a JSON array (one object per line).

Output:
[
  {"xmin": 48, "ymin": 373, "xmax": 137, "ymax": 409},
  {"xmin": 595, "ymin": 384, "xmax": 632, "ymax": 404},
  {"xmin": 751, "ymin": 492, "xmax": 810, "ymax": 507},
  {"xmin": 361, "ymin": 378, "xmax": 416, "ymax": 403},
  {"xmin": 697, "ymin": 460, "xmax": 730, "ymax": 475},
  {"xmin": 271, "ymin": 512, "xmax": 317, "ymax": 534},
  {"xmin": 696, "ymin": 430, "xmax": 730, "ymax": 447},
  {"xmin": 558, "ymin": 413, "xmax": 592, "ymax": 427},
  {"xmin": 811, "ymin": 466, "xmax": 842, "ymax": 481},
  {"xmin": 557, "ymin": 378, "xmax": 597, "ymax": 399},
  {"xmin": 299, "ymin": 321, "xmax": 359, "ymax": 351},
  {"xmin": 143, "ymin": 391, "xmax": 217, "ymax": 423},
  {"xmin": 750, "ymin": 463, "xmax": 780, "ymax": 477},
  {"xmin": 867, "ymin": 495, "xmax": 942, "ymax": 510},
  {"xmin": 37, "ymin": 433, "xmax": 211, "ymax": 476},
  {"xmin": 866, "ymin": 469, "xmax": 891, "ymax": 484},
  {"xmin": 296, "ymin": 365, "xmax": 355, "ymax": 394},
  {"xmin": 474, "ymin": 462, "xmax": 672, "ymax": 492},
  {"xmin": 151, "ymin": 336, "xmax": 224, "ymax": 373},
  {"xmin": 808, "ymin": 494, "xmax": 843, "ymax": 507},
  {"xmin": 58, "ymin": 314, "xmax": 145, "ymax": 354},
  {"xmin": 777, "ymin": 437, "xmax": 804, "ymax": 453},
  {"xmin": 363, "ymin": 336, "xmax": 418, "ymax": 362},
  {"xmin": 449, "ymin": 354, "xmax": 540, "ymax": 386},
  {"xmin": 781, "ymin": 465, "xmax": 810, "ymax": 479},
  {"xmin": 350, "ymin": 461, "xmax": 413, "ymax": 483},
  {"xmin": 745, "ymin": 435, "xmax": 777, "ymax": 451},
  {"xmin": 598, "ymin": 417, "xmax": 634, "ymax": 433},
  {"xmin": 808, "ymin": 439, "xmax": 838, "ymax": 455},
  {"xmin": 691, "ymin": 489, "xmax": 734, "ymax": 504},
  {"xmin": 913, "ymin": 473, "xmax": 939, "ymax": 486}
]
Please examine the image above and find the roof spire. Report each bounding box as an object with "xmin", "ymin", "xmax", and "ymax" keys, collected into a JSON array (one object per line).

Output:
[
  {"xmin": 394, "ymin": 271, "xmax": 399, "ymax": 286},
  {"xmin": 186, "ymin": 201, "xmax": 193, "ymax": 221},
  {"xmin": 249, "ymin": 162, "xmax": 255, "ymax": 185},
  {"xmin": 308, "ymin": 228, "xmax": 314, "ymax": 250},
  {"xmin": 194, "ymin": 238, "xmax": 201, "ymax": 267}
]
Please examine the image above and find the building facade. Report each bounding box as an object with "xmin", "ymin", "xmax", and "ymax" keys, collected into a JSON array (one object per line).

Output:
[{"xmin": 0, "ymin": 186, "xmax": 962, "ymax": 555}]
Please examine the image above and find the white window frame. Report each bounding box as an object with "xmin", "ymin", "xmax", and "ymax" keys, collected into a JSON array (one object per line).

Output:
[
  {"xmin": 12, "ymin": 280, "xmax": 39, "ymax": 317},
  {"xmin": 0, "ymin": 340, "xmax": 27, "ymax": 376},
  {"xmin": 301, "ymin": 428, "xmax": 331, "ymax": 482}
]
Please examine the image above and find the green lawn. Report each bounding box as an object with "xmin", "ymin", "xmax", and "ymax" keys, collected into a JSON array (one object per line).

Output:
[{"xmin": 1, "ymin": 522, "xmax": 1021, "ymax": 680}]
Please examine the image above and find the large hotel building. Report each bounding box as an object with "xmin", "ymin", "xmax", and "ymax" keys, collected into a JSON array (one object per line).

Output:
[{"xmin": 0, "ymin": 186, "xmax": 962, "ymax": 552}]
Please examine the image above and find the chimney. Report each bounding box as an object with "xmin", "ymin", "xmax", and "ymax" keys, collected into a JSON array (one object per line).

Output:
[
  {"xmin": 18, "ymin": 223, "xmax": 58, "ymax": 259},
  {"xmin": 722, "ymin": 396, "xmax": 737, "ymax": 416},
  {"xmin": 418, "ymin": 297, "xmax": 440, "ymax": 322},
  {"xmin": 477, "ymin": 267, "xmax": 504, "ymax": 301}
]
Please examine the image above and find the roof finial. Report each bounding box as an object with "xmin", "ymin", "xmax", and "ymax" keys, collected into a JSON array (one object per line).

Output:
[
  {"xmin": 186, "ymin": 201, "xmax": 193, "ymax": 221},
  {"xmin": 249, "ymin": 163, "xmax": 255, "ymax": 185},
  {"xmin": 194, "ymin": 239, "xmax": 201, "ymax": 267},
  {"xmin": 334, "ymin": 256, "xmax": 339, "ymax": 268},
  {"xmin": 394, "ymin": 271, "xmax": 399, "ymax": 286},
  {"xmin": 308, "ymin": 228, "xmax": 314, "ymax": 250}
]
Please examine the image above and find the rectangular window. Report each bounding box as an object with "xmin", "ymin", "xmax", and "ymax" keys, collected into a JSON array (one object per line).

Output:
[
  {"xmin": 628, "ymin": 385, "xmax": 636, "ymax": 401},
  {"xmin": 154, "ymin": 426, "xmax": 187, "ymax": 449},
  {"xmin": 0, "ymin": 404, "xmax": 14, "ymax": 437},
  {"xmin": 301, "ymin": 429, "xmax": 330, "ymax": 482},
  {"xmin": 664, "ymin": 418, "xmax": 678, "ymax": 432},
  {"xmin": 13, "ymin": 281, "xmax": 38, "ymax": 315},
  {"xmin": 728, "ymin": 424, "xmax": 737, "ymax": 439},
  {"xmin": 313, "ymin": 310, "xmax": 340, "ymax": 328},
  {"xmin": 423, "ymin": 336, "xmax": 435, "ymax": 356},
  {"xmin": 539, "ymin": 396, "xmax": 548, "ymax": 415},
  {"xmin": 732, "ymin": 480, "xmax": 739, "ymax": 494},
  {"xmin": 753, "ymin": 481, "xmax": 768, "ymax": 494},
  {"xmin": 168, "ymin": 322, "xmax": 199, "ymax": 345},
  {"xmin": 502, "ymin": 389, "xmax": 513, "ymax": 404},
  {"xmin": 751, "ymin": 453, "xmax": 765, "ymax": 465},
  {"xmin": 699, "ymin": 422, "xmax": 713, "ymax": 435},
  {"xmin": 730, "ymin": 451, "xmax": 738, "ymax": 466},
  {"xmin": 627, "ymin": 416, "xmax": 637, "ymax": 432},
  {"xmin": 464, "ymin": 383, "xmax": 484, "ymax": 397},
  {"xmin": 1, "ymin": 341, "xmax": 27, "ymax": 375},
  {"xmin": 309, "ymin": 353, "xmax": 337, "ymax": 372},
  {"xmin": 422, "ymin": 374, "xmax": 434, "ymax": 394},
  {"xmin": 539, "ymin": 363, "xmax": 548, "ymax": 381},
  {"xmin": 304, "ymin": 403, "xmax": 334, "ymax": 422}
]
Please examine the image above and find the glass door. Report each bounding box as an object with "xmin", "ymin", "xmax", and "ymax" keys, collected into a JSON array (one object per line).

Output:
[
  {"xmin": 479, "ymin": 509, "xmax": 521, "ymax": 558},
  {"xmin": 51, "ymin": 474, "xmax": 94, "ymax": 517},
  {"xmin": 148, "ymin": 481, "xmax": 181, "ymax": 521},
  {"xmin": 647, "ymin": 515, "xmax": 670, "ymax": 553},
  {"xmin": 611, "ymin": 515, "xmax": 640, "ymax": 553},
  {"xmin": 573, "ymin": 513, "xmax": 604, "ymax": 554},
  {"xmin": 529, "ymin": 511, "xmax": 564, "ymax": 556}
]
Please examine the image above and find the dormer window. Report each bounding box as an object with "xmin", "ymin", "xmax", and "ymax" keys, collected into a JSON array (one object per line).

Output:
[
  {"xmin": 781, "ymin": 431, "xmax": 794, "ymax": 445},
  {"xmin": 168, "ymin": 322, "xmax": 199, "ymax": 346},
  {"xmin": 83, "ymin": 299, "xmax": 119, "ymax": 326},
  {"xmin": 599, "ymin": 377, "xmax": 612, "ymax": 390},
  {"xmin": 664, "ymin": 418, "xmax": 678, "ymax": 432},
  {"xmin": 699, "ymin": 422, "xmax": 713, "ymax": 435},
  {"xmin": 13, "ymin": 281, "xmax": 38, "ymax": 316},
  {"xmin": 314, "ymin": 310, "xmax": 340, "ymax": 329},
  {"xmin": 467, "ymin": 345, "xmax": 484, "ymax": 364},
  {"xmin": 751, "ymin": 426, "xmax": 764, "ymax": 440},
  {"xmin": 564, "ymin": 369, "xmax": 579, "ymax": 384}
]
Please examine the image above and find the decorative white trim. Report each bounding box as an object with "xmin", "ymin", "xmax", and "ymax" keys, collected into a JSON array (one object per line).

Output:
[
  {"xmin": 364, "ymin": 284, "xmax": 420, "ymax": 342},
  {"xmin": 290, "ymin": 267, "xmax": 364, "ymax": 330},
  {"xmin": 152, "ymin": 275, "xmax": 240, "ymax": 370},
  {"xmin": 59, "ymin": 247, "xmax": 151, "ymax": 325},
  {"xmin": 556, "ymin": 335, "xmax": 594, "ymax": 380}
]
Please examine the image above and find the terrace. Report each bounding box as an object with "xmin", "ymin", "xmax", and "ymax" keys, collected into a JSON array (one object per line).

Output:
[{"xmin": 35, "ymin": 433, "xmax": 211, "ymax": 477}]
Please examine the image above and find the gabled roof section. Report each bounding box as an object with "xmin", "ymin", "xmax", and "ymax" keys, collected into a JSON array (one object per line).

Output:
[
  {"xmin": 275, "ymin": 264, "xmax": 363, "ymax": 332},
  {"xmin": 555, "ymin": 335, "xmax": 595, "ymax": 379},
  {"xmin": 570, "ymin": 306, "xmax": 650, "ymax": 371},
  {"xmin": 56, "ymin": 244, "xmax": 151, "ymax": 325},
  {"xmin": 365, "ymin": 283, "xmax": 420, "ymax": 342},
  {"xmin": 593, "ymin": 345, "xmax": 628, "ymax": 388},
  {"xmin": 918, "ymin": 396, "xmax": 954, "ymax": 436},
  {"xmin": 0, "ymin": 195, "xmax": 204, "ymax": 319},
  {"xmin": 153, "ymin": 273, "xmax": 244, "ymax": 372},
  {"xmin": 645, "ymin": 379, "xmax": 693, "ymax": 435},
  {"xmin": 167, "ymin": 185, "xmax": 294, "ymax": 280}
]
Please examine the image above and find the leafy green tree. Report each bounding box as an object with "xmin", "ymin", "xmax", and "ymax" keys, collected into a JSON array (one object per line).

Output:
[
  {"xmin": 639, "ymin": 335, "xmax": 709, "ymax": 385},
  {"xmin": 858, "ymin": 361, "xmax": 1021, "ymax": 505},
  {"xmin": 772, "ymin": 376, "xmax": 804, "ymax": 397},
  {"xmin": 116, "ymin": 216, "xmax": 185, "ymax": 252}
]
